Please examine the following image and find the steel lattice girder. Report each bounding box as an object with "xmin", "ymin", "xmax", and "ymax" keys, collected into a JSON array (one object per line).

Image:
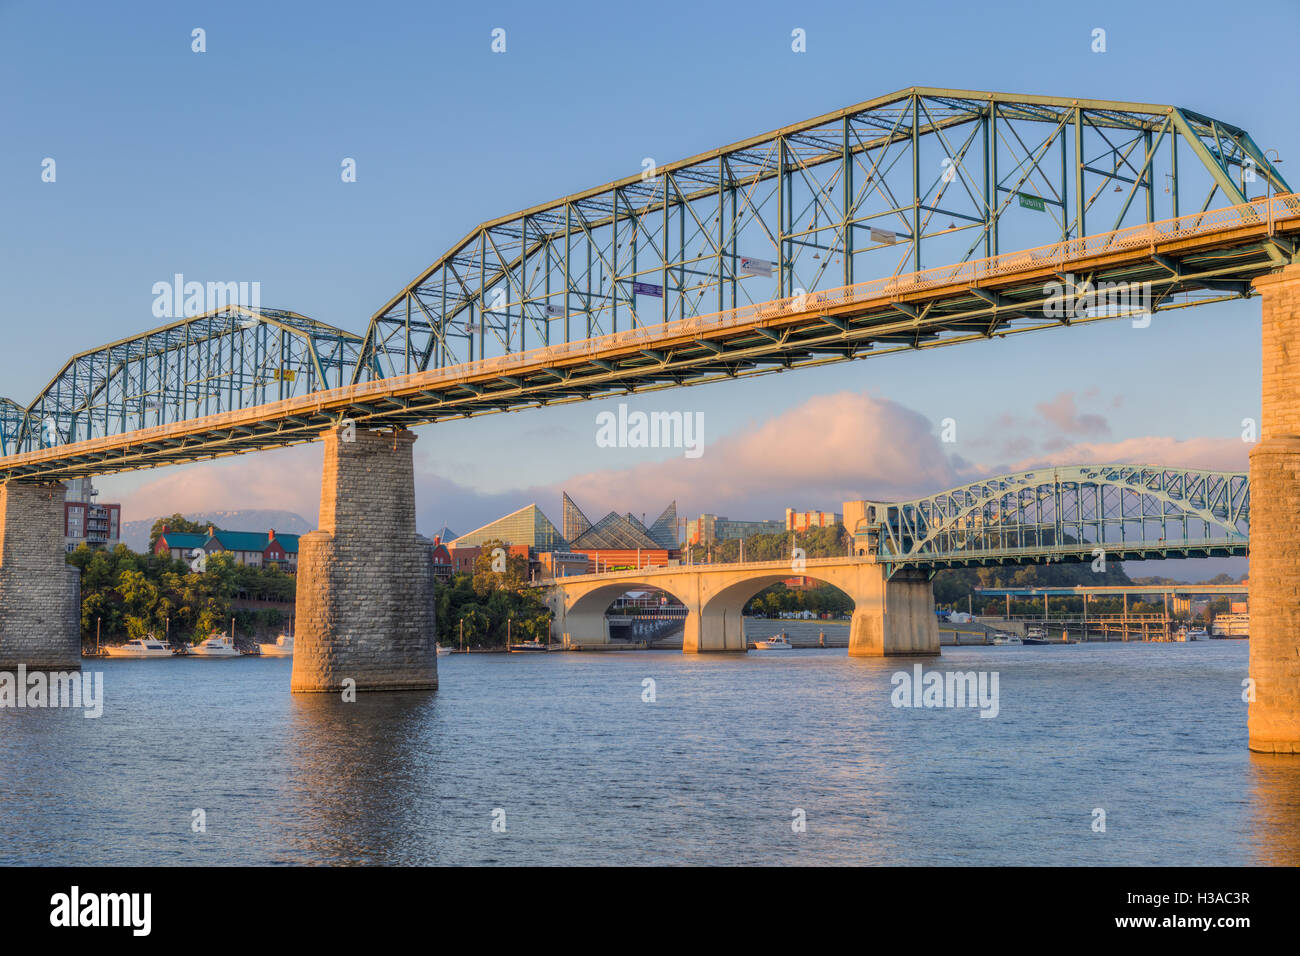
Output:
[
  {"xmin": 0, "ymin": 398, "xmax": 23, "ymax": 456},
  {"xmin": 355, "ymin": 87, "xmax": 1292, "ymax": 380},
  {"xmin": 12, "ymin": 306, "xmax": 364, "ymax": 454},
  {"xmin": 2, "ymin": 92, "xmax": 1297, "ymax": 481},
  {"xmin": 853, "ymin": 464, "xmax": 1249, "ymax": 569}
]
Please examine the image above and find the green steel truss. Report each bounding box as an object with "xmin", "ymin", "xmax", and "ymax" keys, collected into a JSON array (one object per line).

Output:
[
  {"xmin": 853, "ymin": 464, "xmax": 1250, "ymax": 571},
  {"xmin": 355, "ymin": 87, "xmax": 1291, "ymax": 379},
  {"xmin": 1, "ymin": 89, "xmax": 1294, "ymax": 474},
  {"xmin": 7, "ymin": 306, "xmax": 363, "ymax": 454},
  {"xmin": 0, "ymin": 398, "xmax": 24, "ymax": 457}
]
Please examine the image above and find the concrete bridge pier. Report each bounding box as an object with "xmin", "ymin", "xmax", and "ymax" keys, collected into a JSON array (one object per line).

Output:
[
  {"xmin": 846, "ymin": 566, "xmax": 939, "ymax": 657},
  {"xmin": 0, "ymin": 480, "xmax": 81, "ymax": 669},
  {"xmin": 1249, "ymin": 264, "xmax": 1300, "ymax": 754},
  {"xmin": 290, "ymin": 426, "xmax": 438, "ymax": 693},
  {"xmin": 683, "ymin": 598, "xmax": 746, "ymax": 653},
  {"xmin": 547, "ymin": 598, "xmax": 615, "ymax": 646}
]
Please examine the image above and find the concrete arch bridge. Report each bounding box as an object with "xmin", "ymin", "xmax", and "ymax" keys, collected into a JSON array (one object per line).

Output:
[
  {"xmin": 544, "ymin": 556, "xmax": 936, "ymax": 656},
  {"xmin": 543, "ymin": 464, "xmax": 1249, "ymax": 656}
]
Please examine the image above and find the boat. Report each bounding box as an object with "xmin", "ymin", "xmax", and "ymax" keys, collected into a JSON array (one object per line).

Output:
[
  {"xmin": 1174, "ymin": 626, "xmax": 1188, "ymax": 642},
  {"xmin": 754, "ymin": 634, "xmax": 793, "ymax": 650},
  {"xmin": 1210, "ymin": 613, "xmax": 1249, "ymax": 638},
  {"xmin": 258, "ymin": 633, "xmax": 294, "ymax": 657},
  {"xmin": 1187, "ymin": 627, "xmax": 1208, "ymax": 641},
  {"xmin": 188, "ymin": 634, "xmax": 240, "ymax": 658},
  {"xmin": 436, "ymin": 644, "xmax": 452, "ymax": 656},
  {"xmin": 990, "ymin": 632, "xmax": 1023, "ymax": 645},
  {"xmin": 103, "ymin": 635, "xmax": 174, "ymax": 658},
  {"xmin": 508, "ymin": 640, "xmax": 548, "ymax": 653},
  {"xmin": 1023, "ymin": 626, "xmax": 1050, "ymax": 645}
]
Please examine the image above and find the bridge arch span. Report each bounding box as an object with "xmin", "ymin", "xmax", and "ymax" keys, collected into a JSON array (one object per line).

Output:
[
  {"xmin": 693, "ymin": 573, "xmax": 852, "ymax": 652},
  {"xmin": 545, "ymin": 578, "xmax": 694, "ymax": 647}
]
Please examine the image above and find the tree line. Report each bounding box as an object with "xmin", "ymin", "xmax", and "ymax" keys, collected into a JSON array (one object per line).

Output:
[
  {"xmin": 70, "ymin": 539, "xmax": 295, "ymax": 647},
  {"xmin": 433, "ymin": 539, "xmax": 552, "ymax": 647}
]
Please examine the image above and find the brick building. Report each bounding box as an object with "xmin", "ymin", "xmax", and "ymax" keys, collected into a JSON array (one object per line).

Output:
[
  {"xmin": 154, "ymin": 525, "xmax": 301, "ymax": 570},
  {"xmin": 62, "ymin": 477, "xmax": 121, "ymax": 552}
]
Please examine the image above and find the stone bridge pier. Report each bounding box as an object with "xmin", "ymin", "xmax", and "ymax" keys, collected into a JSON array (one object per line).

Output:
[
  {"xmin": 0, "ymin": 480, "xmax": 81, "ymax": 669},
  {"xmin": 1250, "ymin": 264, "xmax": 1300, "ymax": 754},
  {"xmin": 290, "ymin": 426, "xmax": 438, "ymax": 693}
]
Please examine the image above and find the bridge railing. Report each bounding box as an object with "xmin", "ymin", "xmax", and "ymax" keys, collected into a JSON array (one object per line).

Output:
[{"xmin": 540, "ymin": 554, "xmax": 869, "ymax": 584}]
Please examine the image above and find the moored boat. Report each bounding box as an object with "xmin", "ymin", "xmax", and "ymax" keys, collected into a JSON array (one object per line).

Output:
[
  {"xmin": 188, "ymin": 634, "xmax": 240, "ymax": 658},
  {"xmin": 508, "ymin": 640, "xmax": 548, "ymax": 653},
  {"xmin": 257, "ymin": 634, "xmax": 294, "ymax": 657},
  {"xmin": 1023, "ymin": 626, "xmax": 1050, "ymax": 645},
  {"xmin": 103, "ymin": 635, "xmax": 174, "ymax": 658}
]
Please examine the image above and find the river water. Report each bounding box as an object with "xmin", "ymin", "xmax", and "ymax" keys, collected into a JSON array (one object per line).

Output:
[{"xmin": 2, "ymin": 639, "xmax": 1297, "ymax": 865}]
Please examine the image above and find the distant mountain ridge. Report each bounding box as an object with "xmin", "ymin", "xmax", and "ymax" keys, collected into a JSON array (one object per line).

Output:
[{"xmin": 121, "ymin": 509, "xmax": 314, "ymax": 553}]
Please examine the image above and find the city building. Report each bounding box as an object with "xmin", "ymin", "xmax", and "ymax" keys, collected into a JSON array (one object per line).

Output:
[
  {"xmin": 441, "ymin": 494, "xmax": 680, "ymax": 579},
  {"xmin": 786, "ymin": 508, "xmax": 843, "ymax": 533},
  {"xmin": 63, "ymin": 477, "xmax": 121, "ymax": 552},
  {"xmin": 153, "ymin": 525, "xmax": 300, "ymax": 570},
  {"xmin": 447, "ymin": 542, "xmax": 531, "ymax": 574},
  {"xmin": 562, "ymin": 494, "xmax": 678, "ymax": 570},
  {"xmin": 449, "ymin": 504, "xmax": 565, "ymax": 553},
  {"xmin": 536, "ymin": 551, "xmax": 592, "ymax": 578},
  {"xmin": 683, "ymin": 513, "xmax": 784, "ymax": 546},
  {"xmin": 154, "ymin": 528, "xmax": 209, "ymax": 563},
  {"xmin": 430, "ymin": 536, "xmax": 453, "ymax": 583}
]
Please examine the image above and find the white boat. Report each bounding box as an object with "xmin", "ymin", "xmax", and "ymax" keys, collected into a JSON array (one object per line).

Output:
[
  {"xmin": 754, "ymin": 634, "xmax": 793, "ymax": 650},
  {"xmin": 258, "ymin": 634, "xmax": 294, "ymax": 657},
  {"xmin": 436, "ymin": 644, "xmax": 452, "ymax": 656},
  {"xmin": 1187, "ymin": 627, "xmax": 1208, "ymax": 641},
  {"xmin": 990, "ymin": 632, "xmax": 1022, "ymax": 645},
  {"xmin": 1211, "ymin": 613, "xmax": 1249, "ymax": 638},
  {"xmin": 103, "ymin": 635, "xmax": 174, "ymax": 658},
  {"xmin": 188, "ymin": 635, "xmax": 240, "ymax": 658},
  {"xmin": 508, "ymin": 640, "xmax": 548, "ymax": 653}
]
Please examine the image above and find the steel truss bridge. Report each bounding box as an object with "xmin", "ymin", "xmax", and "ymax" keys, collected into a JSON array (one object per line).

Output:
[
  {"xmin": 0, "ymin": 88, "xmax": 1295, "ymax": 481},
  {"xmin": 852, "ymin": 464, "xmax": 1249, "ymax": 571}
]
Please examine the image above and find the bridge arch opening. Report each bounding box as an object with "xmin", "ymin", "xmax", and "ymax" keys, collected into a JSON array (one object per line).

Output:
[
  {"xmin": 697, "ymin": 574, "xmax": 854, "ymax": 651},
  {"xmin": 556, "ymin": 581, "xmax": 692, "ymax": 647}
]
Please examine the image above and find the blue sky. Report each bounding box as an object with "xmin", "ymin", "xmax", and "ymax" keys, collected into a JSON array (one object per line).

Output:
[{"xmin": 3, "ymin": 0, "xmax": 1295, "ymax": 578}]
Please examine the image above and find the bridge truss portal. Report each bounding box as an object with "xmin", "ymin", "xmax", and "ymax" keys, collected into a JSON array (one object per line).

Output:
[{"xmin": 852, "ymin": 465, "xmax": 1250, "ymax": 570}]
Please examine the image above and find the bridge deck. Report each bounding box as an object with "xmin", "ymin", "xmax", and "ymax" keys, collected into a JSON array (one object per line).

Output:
[{"xmin": 4, "ymin": 196, "xmax": 1296, "ymax": 481}]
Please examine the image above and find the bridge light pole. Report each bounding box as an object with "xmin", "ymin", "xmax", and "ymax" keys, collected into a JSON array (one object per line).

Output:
[{"xmin": 1264, "ymin": 149, "xmax": 1283, "ymax": 236}]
